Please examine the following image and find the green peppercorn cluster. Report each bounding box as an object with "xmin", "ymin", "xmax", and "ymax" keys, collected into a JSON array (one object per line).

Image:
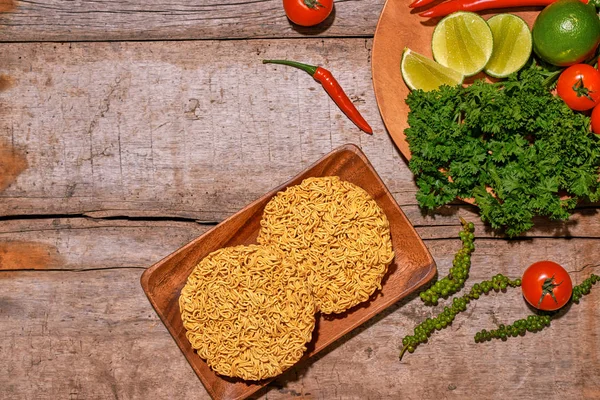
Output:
[
  {"xmin": 572, "ymin": 273, "xmax": 600, "ymax": 303},
  {"xmin": 419, "ymin": 218, "xmax": 475, "ymax": 305},
  {"xmin": 469, "ymin": 274, "xmax": 522, "ymax": 299},
  {"xmin": 474, "ymin": 315, "xmax": 552, "ymax": 343},
  {"xmin": 473, "ymin": 273, "xmax": 600, "ymax": 344},
  {"xmin": 399, "ymin": 218, "xmax": 600, "ymax": 362},
  {"xmin": 400, "ymin": 274, "xmax": 521, "ymax": 360}
]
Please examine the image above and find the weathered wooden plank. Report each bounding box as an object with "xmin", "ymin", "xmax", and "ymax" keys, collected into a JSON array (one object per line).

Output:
[
  {"xmin": 1, "ymin": 205, "xmax": 599, "ymax": 281},
  {"xmin": 2, "ymin": 40, "xmax": 599, "ymax": 239},
  {"xmin": 5, "ymin": 218, "xmax": 597, "ymax": 275},
  {"xmin": 0, "ymin": 0, "xmax": 383, "ymax": 42},
  {"xmin": 0, "ymin": 39, "xmax": 413, "ymax": 220},
  {"xmin": 1, "ymin": 1, "xmax": 598, "ymax": 399},
  {"xmin": 0, "ymin": 218, "xmax": 210, "ymax": 270},
  {"xmin": 1, "ymin": 204, "xmax": 599, "ymax": 277},
  {"xmin": 1, "ymin": 239, "xmax": 599, "ymax": 399},
  {"xmin": 0, "ymin": 269, "xmax": 204, "ymax": 400}
]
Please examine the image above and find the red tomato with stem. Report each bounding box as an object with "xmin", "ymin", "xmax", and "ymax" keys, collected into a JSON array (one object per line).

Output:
[
  {"xmin": 521, "ymin": 261, "xmax": 573, "ymax": 311},
  {"xmin": 283, "ymin": 0, "xmax": 333, "ymax": 27},
  {"xmin": 557, "ymin": 64, "xmax": 600, "ymax": 111},
  {"xmin": 592, "ymin": 105, "xmax": 600, "ymax": 134}
]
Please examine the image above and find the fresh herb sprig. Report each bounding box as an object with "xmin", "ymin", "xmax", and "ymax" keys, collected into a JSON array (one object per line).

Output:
[{"xmin": 405, "ymin": 65, "xmax": 600, "ymax": 237}]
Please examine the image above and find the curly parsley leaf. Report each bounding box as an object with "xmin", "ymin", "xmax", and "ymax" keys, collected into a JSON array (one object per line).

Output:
[{"xmin": 405, "ymin": 65, "xmax": 600, "ymax": 237}]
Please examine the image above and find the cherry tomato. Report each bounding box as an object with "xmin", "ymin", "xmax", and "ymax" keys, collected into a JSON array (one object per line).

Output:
[
  {"xmin": 521, "ymin": 261, "xmax": 573, "ymax": 311},
  {"xmin": 592, "ymin": 105, "xmax": 600, "ymax": 135},
  {"xmin": 556, "ymin": 64, "xmax": 600, "ymax": 111},
  {"xmin": 283, "ymin": 0, "xmax": 333, "ymax": 27}
]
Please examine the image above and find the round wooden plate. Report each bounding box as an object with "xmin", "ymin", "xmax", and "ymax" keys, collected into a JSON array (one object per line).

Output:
[{"xmin": 371, "ymin": 2, "xmax": 539, "ymax": 161}]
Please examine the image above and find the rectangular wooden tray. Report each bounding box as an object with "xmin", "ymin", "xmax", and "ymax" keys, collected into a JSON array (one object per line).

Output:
[{"xmin": 140, "ymin": 143, "xmax": 436, "ymax": 400}]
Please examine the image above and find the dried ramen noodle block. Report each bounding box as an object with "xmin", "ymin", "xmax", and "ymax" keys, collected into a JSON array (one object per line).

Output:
[
  {"xmin": 258, "ymin": 176, "xmax": 395, "ymax": 314},
  {"xmin": 179, "ymin": 244, "xmax": 316, "ymax": 381}
]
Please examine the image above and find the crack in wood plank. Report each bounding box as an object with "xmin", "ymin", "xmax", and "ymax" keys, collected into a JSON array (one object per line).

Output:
[
  {"xmin": 0, "ymin": 213, "xmax": 216, "ymax": 224},
  {"xmin": 0, "ymin": 265, "xmax": 147, "ymax": 273}
]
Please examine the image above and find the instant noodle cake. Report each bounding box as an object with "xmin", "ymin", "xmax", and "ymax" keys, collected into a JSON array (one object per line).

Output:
[
  {"xmin": 178, "ymin": 244, "xmax": 316, "ymax": 381},
  {"xmin": 257, "ymin": 176, "xmax": 395, "ymax": 314}
]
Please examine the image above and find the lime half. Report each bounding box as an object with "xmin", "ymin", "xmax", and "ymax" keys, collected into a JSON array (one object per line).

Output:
[
  {"xmin": 431, "ymin": 11, "xmax": 493, "ymax": 77},
  {"xmin": 401, "ymin": 48, "xmax": 464, "ymax": 91},
  {"xmin": 484, "ymin": 14, "xmax": 532, "ymax": 78}
]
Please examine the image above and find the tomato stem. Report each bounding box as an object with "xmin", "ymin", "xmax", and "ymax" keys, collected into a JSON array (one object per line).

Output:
[
  {"xmin": 303, "ymin": 0, "xmax": 324, "ymax": 9},
  {"xmin": 572, "ymin": 77, "xmax": 595, "ymax": 102},
  {"xmin": 537, "ymin": 274, "xmax": 563, "ymax": 307}
]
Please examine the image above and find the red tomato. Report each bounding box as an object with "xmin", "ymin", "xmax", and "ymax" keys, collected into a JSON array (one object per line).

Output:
[
  {"xmin": 557, "ymin": 64, "xmax": 600, "ymax": 111},
  {"xmin": 283, "ymin": 0, "xmax": 333, "ymax": 27},
  {"xmin": 521, "ymin": 261, "xmax": 573, "ymax": 311},
  {"xmin": 592, "ymin": 105, "xmax": 600, "ymax": 134}
]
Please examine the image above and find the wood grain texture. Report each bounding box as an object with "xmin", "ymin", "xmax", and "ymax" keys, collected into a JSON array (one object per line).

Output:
[
  {"xmin": 0, "ymin": 0, "xmax": 383, "ymax": 42},
  {"xmin": 0, "ymin": 39, "xmax": 409, "ymax": 221},
  {"xmin": 1, "ymin": 239, "xmax": 599, "ymax": 400},
  {"xmin": 0, "ymin": 74, "xmax": 15, "ymax": 91},
  {"xmin": 0, "ymin": 137, "xmax": 27, "ymax": 192},
  {"xmin": 2, "ymin": 39, "xmax": 598, "ymax": 239},
  {"xmin": 0, "ymin": 218, "xmax": 210, "ymax": 270},
  {"xmin": 0, "ymin": 0, "xmax": 16, "ymax": 13},
  {"xmin": 2, "ymin": 3, "xmax": 600, "ymax": 398}
]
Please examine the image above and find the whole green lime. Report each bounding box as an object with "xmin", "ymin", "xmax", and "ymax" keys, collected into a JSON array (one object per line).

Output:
[{"xmin": 532, "ymin": 0, "xmax": 600, "ymax": 66}]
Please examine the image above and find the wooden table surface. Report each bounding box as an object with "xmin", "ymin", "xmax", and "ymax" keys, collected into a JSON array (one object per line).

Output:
[{"xmin": 1, "ymin": 1, "xmax": 599, "ymax": 399}]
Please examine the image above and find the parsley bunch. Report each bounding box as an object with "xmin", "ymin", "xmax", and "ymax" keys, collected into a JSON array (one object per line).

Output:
[{"xmin": 405, "ymin": 65, "xmax": 600, "ymax": 237}]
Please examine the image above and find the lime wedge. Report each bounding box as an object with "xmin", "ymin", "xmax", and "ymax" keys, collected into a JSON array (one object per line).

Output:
[
  {"xmin": 431, "ymin": 11, "xmax": 494, "ymax": 77},
  {"xmin": 484, "ymin": 14, "xmax": 532, "ymax": 78},
  {"xmin": 401, "ymin": 48, "xmax": 464, "ymax": 92}
]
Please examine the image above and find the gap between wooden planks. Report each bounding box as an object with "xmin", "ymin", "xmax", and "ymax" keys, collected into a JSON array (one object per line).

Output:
[{"xmin": 0, "ymin": 0, "xmax": 383, "ymax": 42}]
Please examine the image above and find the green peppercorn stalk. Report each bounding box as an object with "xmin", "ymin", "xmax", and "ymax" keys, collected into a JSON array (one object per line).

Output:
[
  {"xmin": 572, "ymin": 273, "xmax": 600, "ymax": 303},
  {"xmin": 474, "ymin": 273, "xmax": 600, "ymax": 343},
  {"xmin": 400, "ymin": 274, "xmax": 522, "ymax": 361},
  {"xmin": 419, "ymin": 217, "xmax": 475, "ymax": 306},
  {"xmin": 474, "ymin": 314, "xmax": 552, "ymax": 343}
]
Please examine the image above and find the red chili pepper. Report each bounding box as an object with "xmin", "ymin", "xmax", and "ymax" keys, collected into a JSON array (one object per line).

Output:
[
  {"xmin": 409, "ymin": 0, "xmax": 436, "ymax": 8},
  {"xmin": 419, "ymin": 0, "xmax": 589, "ymax": 17},
  {"xmin": 262, "ymin": 59, "xmax": 373, "ymax": 134}
]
